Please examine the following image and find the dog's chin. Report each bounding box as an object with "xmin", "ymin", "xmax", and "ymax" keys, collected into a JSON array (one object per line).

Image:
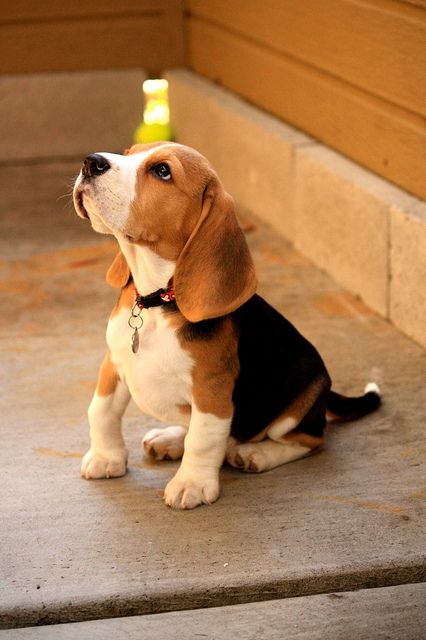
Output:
[
  {"xmin": 89, "ymin": 216, "xmax": 112, "ymax": 235},
  {"xmin": 78, "ymin": 195, "xmax": 113, "ymax": 235}
]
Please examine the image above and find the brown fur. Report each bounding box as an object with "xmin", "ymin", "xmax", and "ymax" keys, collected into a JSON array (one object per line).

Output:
[
  {"xmin": 178, "ymin": 403, "xmax": 192, "ymax": 417},
  {"xmin": 110, "ymin": 282, "xmax": 135, "ymax": 318},
  {"xmin": 266, "ymin": 376, "xmax": 328, "ymax": 439},
  {"xmin": 106, "ymin": 251, "xmax": 130, "ymax": 289},
  {"xmin": 173, "ymin": 315, "xmax": 239, "ymax": 420},
  {"xmin": 284, "ymin": 432, "xmax": 324, "ymax": 450},
  {"xmin": 96, "ymin": 351, "xmax": 119, "ymax": 397},
  {"xmin": 174, "ymin": 175, "xmax": 257, "ymax": 322}
]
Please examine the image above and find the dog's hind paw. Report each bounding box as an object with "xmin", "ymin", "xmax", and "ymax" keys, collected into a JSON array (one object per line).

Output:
[
  {"xmin": 143, "ymin": 426, "xmax": 186, "ymax": 461},
  {"xmin": 226, "ymin": 442, "xmax": 267, "ymax": 472},
  {"xmin": 80, "ymin": 448, "xmax": 127, "ymax": 479}
]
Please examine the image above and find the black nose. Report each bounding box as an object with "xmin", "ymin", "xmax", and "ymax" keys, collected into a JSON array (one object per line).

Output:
[{"xmin": 82, "ymin": 153, "xmax": 111, "ymax": 179}]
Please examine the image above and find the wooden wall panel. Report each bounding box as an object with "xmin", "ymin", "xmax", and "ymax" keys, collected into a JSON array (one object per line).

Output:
[
  {"xmin": 0, "ymin": 1, "xmax": 184, "ymax": 75},
  {"xmin": 187, "ymin": 0, "xmax": 426, "ymax": 117},
  {"xmin": 0, "ymin": 1, "xmax": 154, "ymax": 21},
  {"xmin": 185, "ymin": 0, "xmax": 426, "ymax": 199}
]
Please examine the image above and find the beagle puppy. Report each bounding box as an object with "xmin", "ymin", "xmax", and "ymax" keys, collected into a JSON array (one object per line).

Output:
[{"xmin": 73, "ymin": 142, "xmax": 381, "ymax": 510}]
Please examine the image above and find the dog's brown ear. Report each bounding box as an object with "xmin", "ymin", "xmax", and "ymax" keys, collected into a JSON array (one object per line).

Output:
[
  {"xmin": 174, "ymin": 176, "xmax": 257, "ymax": 322},
  {"xmin": 106, "ymin": 250, "xmax": 131, "ymax": 288}
]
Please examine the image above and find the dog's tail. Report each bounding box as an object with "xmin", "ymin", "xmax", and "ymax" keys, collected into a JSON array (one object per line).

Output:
[{"xmin": 326, "ymin": 382, "xmax": 381, "ymax": 422}]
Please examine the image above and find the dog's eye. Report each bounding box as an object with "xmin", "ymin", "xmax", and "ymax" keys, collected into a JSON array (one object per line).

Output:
[{"xmin": 151, "ymin": 163, "xmax": 172, "ymax": 181}]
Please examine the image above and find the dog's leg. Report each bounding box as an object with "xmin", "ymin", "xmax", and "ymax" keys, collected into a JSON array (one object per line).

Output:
[
  {"xmin": 142, "ymin": 425, "xmax": 187, "ymax": 460},
  {"xmin": 163, "ymin": 324, "xmax": 237, "ymax": 509},
  {"xmin": 164, "ymin": 405, "xmax": 231, "ymax": 509},
  {"xmin": 227, "ymin": 396, "xmax": 326, "ymax": 472},
  {"xmin": 81, "ymin": 352, "xmax": 130, "ymax": 479},
  {"xmin": 226, "ymin": 437, "xmax": 311, "ymax": 472}
]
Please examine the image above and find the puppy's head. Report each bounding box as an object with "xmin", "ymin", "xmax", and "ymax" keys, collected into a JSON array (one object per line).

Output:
[{"xmin": 73, "ymin": 142, "xmax": 257, "ymax": 322}]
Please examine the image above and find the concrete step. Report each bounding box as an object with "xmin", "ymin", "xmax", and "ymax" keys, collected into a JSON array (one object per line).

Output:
[
  {"xmin": 1, "ymin": 584, "xmax": 425, "ymax": 639},
  {"xmin": 0, "ymin": 161, "xmax": 425, "ymax": 629}
]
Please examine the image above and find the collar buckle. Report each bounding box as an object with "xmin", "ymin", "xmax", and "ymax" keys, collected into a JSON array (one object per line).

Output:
[{"xmin": 135, "ymin": 285, "xmax": 175, "ymax": 309}]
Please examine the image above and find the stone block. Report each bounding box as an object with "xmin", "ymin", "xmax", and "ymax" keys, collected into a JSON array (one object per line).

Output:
[
  {"xmin": 390, "ymin": 199, "xmax": 426, "ymax": 348},
  {"xmin": 0, "ymin": 69, "xmax": 146, "ymax": 161},
  {"xmin": 294, "ymin": 145, "xmax": 390, "ymax": 317}
]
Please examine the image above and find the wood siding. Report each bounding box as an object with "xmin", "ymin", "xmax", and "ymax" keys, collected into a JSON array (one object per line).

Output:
[
  {"xmin": 185, "ymin": 0, "xmax": 426, "ymax": 199},
  {"xmin": 0, "ymin": 0, "xmax": 185, "ymax": 76}
]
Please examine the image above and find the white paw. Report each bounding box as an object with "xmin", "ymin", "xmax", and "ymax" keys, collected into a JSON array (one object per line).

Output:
[
  {"xmin": 164, "ymin": 469, "xmax": 220, "ymax": 509},
  {"xmin": 226, "ymin": 443, "xmax": 267, "ymax": 472},
  {"xmin": 81, "ymin": 448, "xmax": 128, "ymax": 479},
  {"xmin": 143, "ymin": 426, "xmax": 186, "ymax": 461}
]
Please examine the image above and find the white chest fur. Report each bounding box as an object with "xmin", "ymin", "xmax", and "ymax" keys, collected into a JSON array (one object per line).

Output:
[{"xmin": 106, "ymin": 306, "xmax": 194, "ymax": 426}]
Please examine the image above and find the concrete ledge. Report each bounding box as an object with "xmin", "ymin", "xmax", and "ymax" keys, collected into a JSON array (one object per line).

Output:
[
  {"xmin": 294, "ymin": 146, "xmax": 389, "ymax": 317},
  {"xmin": 0, "ymin": 70, "xmax": 146, "ymax": 161},
  {"xmin": 166, "ymin": 69, "xmax": 426, "ymax": 347},
  {"xmin": 390, "ymin": 201, "xmax": 426, "ymax": 347},
  {"xmin": 1, "ymin": 584, "xmax": 425, "ymax": 639}
]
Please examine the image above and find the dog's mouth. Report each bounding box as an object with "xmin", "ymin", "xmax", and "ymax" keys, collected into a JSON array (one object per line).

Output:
[
  {"xmin": 73, "ymin": 184, "xmax": 117, "ymax": 237},
  {"xmin": 74, "ymin": 188, "xmax": 89, "ymax": 220}
]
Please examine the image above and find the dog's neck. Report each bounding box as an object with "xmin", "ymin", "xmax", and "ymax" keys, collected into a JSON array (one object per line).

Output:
[{"xmin": 116, "ymin": 235, "xmax": 175, "ymax": 296}]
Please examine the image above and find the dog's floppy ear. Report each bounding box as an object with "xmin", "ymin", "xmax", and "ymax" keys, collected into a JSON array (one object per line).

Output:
[
  {"xmin": 174, "ymin": 176, "xmax": 257, "ymax": 322},
  {"xmin": 106, "ymin": 250, "xmax": 131, "ymax": 288}
]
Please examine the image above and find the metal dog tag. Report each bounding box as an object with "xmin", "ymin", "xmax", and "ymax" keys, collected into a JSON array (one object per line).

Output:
[
  {"xmin": 129, "ymin": 302, "xmax": 144, "ymax": 354},
  {"xmin": 131, "ymin": 328, "xmax": 140, "ymax": 354}
]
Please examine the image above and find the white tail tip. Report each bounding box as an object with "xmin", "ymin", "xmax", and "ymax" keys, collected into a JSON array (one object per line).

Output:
[{"xmin": 364, "ymin": 382, "xmax": 381, "ymax": 396}]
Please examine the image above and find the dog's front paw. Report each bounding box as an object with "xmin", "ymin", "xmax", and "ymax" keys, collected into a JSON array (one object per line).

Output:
[
  {"xmin": 164, "ymin": 469, "xmax": 219, "ymax": 509},
  {"xmin": 143, "ymin": 426, "xmax": 186, "ymax": 461},
  {"xmin": 81, "ymin": 448, "xmax": 128, "ymax": 479}
]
